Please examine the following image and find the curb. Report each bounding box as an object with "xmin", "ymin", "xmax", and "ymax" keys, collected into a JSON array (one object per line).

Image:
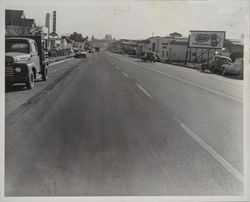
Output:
[
  {"xmin": 47, "ymin": 55, "xmax": 75, "ymax": 66},
  {"xmin": 170, "ymin": 63, "xmax": 201, "ymax": 70}
]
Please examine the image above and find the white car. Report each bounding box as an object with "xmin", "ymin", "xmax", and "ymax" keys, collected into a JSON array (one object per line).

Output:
[{"xmin": 74, "ymin": 50, "xmax": 87, "ymax": 58}]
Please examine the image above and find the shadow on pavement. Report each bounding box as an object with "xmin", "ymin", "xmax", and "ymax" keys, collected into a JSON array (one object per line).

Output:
[{"xmin": 5, "ymin": 84, "xmax": 28, "ymax": 93}]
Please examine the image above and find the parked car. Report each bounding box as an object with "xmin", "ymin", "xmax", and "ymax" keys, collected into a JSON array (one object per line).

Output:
[
  {"xmin": 201, "ymin": 55, "xmax": 232, "ymax": 74},
  {"xmin": 221, "ymin": 58, "xmax": 243, "ymax": 78},
  {"xmin": 74, "ymin": 50, "xmax": 87, "ymax": 58},
  {"xmin": 141, "ymin": 51, "xmax": 157, "ymax": 62},
  {"xmin": 5, "ymin": 36, "xmax": 48, "ymax": 89}
]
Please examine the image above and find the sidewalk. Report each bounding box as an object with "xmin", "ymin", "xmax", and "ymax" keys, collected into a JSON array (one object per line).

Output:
[
  {"xmin": 124, "ymin": 53, "xmax": 202, "ymax": 71},
  {"xmin": 46, "ymin": 54, "xmax": 75, "ymax": 65},
  {"xmin": 172, "ymin": 62, "xmax": 202, "ymax": 70}
]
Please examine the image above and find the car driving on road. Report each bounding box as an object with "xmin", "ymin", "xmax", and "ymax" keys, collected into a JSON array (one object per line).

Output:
[
  {"xmin": 201, "ymin": 55, "xmax": 232, "ymax": 74},
  {"xmin": 221, "ymin": 58, "xmax": 243, "ymax": 79}
]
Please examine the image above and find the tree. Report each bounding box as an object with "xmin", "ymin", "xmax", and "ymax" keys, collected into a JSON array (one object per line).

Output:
[
  {"xmin": 34, "ymin": 25, "xmax": 43, "ymax": 36},
  {"xmin": 69, "ymin": 32, "xmax": 88, "ymax": 42}
]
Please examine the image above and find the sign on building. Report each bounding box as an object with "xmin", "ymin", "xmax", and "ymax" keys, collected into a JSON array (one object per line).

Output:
[{"xmin": 188, "ymin": 31, "xmax": 226, "ymax": 49}]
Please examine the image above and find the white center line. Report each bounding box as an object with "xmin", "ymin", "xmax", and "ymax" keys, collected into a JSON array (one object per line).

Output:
[
  {"xmin": 108, "ymin": 55, "xmax": 242, "ymax": 103},
  {"xmin": 136, "ymin": 83, "xmax": 153, "ymax": 99},
  {"xmin": 122, "ymin": 72, "xmax": 129, "ymax": 78},
  {"xmin": 173, "ymin": 117, "xmax": 243, "ymax": 183},
  {"xmin": 115, "ymin": 66, "xmax": 120, "ymax": 70}
]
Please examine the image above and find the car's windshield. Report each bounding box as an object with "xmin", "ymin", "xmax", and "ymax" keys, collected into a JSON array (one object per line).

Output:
[{"xmin": 5, "ymin": 40, "xmax": 29, "ymax": 53}]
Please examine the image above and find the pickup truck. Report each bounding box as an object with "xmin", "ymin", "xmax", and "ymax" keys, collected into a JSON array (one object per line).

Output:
[{"xmin": 5, "ymin": 36, "xmax": 48, "ymax": 89}]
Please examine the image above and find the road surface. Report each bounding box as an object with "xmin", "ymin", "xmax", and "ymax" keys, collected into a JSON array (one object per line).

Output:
[{"xmin": 5, "ymin": 51, "xmax": 243, "ymax": 196}]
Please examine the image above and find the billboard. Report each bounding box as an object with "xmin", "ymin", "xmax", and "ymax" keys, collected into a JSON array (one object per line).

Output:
[{"xmin": 188, "ymin": 31, "xmax": 226, "ymax": 49}]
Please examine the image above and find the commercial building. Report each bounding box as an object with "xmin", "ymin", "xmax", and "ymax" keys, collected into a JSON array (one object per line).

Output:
[
  {"xmin": 5, "ymin": 9, "xmax": 36, "ymax": 36},
  {"xmin": 105, "ymin": 34, "xmax": 112, "ymax": 41},
  {"xmin": 109, "ymin": 39, "xmax": 139, "ymax": 55},
  {"xmin": 138, "ymin": 32, "xmax": 242, "ymax": 63}
]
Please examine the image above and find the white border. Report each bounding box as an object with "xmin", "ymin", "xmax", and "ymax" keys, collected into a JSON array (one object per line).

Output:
[{"xmin": 1, "ymin": 0, "xmax": 249, "ymax": 202}]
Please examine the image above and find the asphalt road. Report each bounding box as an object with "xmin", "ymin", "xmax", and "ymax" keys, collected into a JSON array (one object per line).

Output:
[{"xmin": 5, "ymin": 51, "xmax": 243, "ymax": 196}]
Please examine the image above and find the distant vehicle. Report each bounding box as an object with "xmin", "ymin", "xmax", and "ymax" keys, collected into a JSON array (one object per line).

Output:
[
  {"xmin": 5, "ymin": 36, "xmax": 48, "ymax": 89},
  {"xmin": 74, "ymin": 50, "xmax": 87, "ymax": 58},
  {"xmin": 88, "ymin": 49, "xmax": 94, "ymax": 53},
  {"xmin": 94, "ymin": 47, "xmax": 100, "ymax": 52},
  {"xmin": 221, "ymin": 58, "xmax": 243, "ymax": 79},
  {"xmin": 141, "ymin": 51, "xmax": 157, "ymax": 62},
  {"xmin": 201, "ymin": 55, "xmax": 232, "ymax": 74}
]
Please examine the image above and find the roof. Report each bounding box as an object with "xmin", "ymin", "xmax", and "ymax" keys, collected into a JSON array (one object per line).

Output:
[
  {"xmin": 5, "ymin": 9, "xmax": 35, "ymax": 27},
  {"xmin": 5, "ymin": 9, "xmax": 24, "ymax": 19},
  {"xmin": 6, "ymin": 37, "xmax": 35, "ymax": 43},
  {"xmin": 170, "ymin": 32, "xmax": 182, "ymax": 37},
  {"xmin": 214, "ymin": 55, "xmax": 232, "ymax": 60}
]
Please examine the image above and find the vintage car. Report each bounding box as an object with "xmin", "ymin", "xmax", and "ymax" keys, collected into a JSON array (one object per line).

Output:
[
  {"xmin": 74, "ymin": 50, "xmax": 87, "ymax": 58},
  {"xmin": 221, "ymin": 58, "xmax": 243, "ymax": 79},
  {"xmin": 201, "ymin": 55, "xmax": 232, "ymax": 74},
  {"xmin": 141, "ymin": 51, "xmax": 157, "ymax": 62},
  {"xmin": 5, "ymin": 36, "xmax": 48, "ymax": 89}
]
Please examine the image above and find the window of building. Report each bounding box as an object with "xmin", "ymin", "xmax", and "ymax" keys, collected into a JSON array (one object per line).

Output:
[
  {"xmin": 152, "ymin": 43, "xmax": 155, "ymax": 52},
  {"xmin": 162, "ymin": 50, "xmax": 165, "ymax": 58}
]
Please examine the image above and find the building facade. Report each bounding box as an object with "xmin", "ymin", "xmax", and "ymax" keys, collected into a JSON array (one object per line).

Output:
[{"xmin": 5, "ymin": 9, "xmax": 36, "ymax": 36}]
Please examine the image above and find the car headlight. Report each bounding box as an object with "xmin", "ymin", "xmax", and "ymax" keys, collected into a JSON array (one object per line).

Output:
[{"xmin": 15, "ymin": 67, "xmax": 22, "ymax": 73}]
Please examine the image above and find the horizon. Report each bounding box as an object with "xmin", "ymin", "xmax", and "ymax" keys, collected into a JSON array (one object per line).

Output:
[{"xmin": 5, "ymin": 0, "xmax": 248, "ymax": 41}]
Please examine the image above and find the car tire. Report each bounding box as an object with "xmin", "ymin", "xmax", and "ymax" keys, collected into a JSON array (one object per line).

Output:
[
  {"xmin": 201, "ymin": 65, "xmax": 205, "ymax": 72},
  {"xmin": 26, "ymin": 71, "xmax": 34, "ymax": 89},
  {"xmin": 221, "ymin": 68, "xmax": 226, "ymax": 76},
  {"xmin": 42, "ymin": 65, "xmax": 48, "ymax": 81},
  {"xmin": 211, "ymin": 66, "xmax": 216, "ymax": 74}
]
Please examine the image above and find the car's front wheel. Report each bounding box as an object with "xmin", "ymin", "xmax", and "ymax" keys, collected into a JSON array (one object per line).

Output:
[
  {"xmin": 201, "ymin": 65, "xmax": 205, "ymax": 72},
  {"xmin": 26, "ymin": 71, "xmax": 34, "ymax": 89},
  {"xmin": 41, "ymin": 65, "xmax": 48, "ymax": 81}
]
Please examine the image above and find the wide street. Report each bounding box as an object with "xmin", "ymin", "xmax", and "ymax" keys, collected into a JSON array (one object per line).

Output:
[{"xmin": 5, "ymin": 51, "xmax": 243, "ymax": 196}]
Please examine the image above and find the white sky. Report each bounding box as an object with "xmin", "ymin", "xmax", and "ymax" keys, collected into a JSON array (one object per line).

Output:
[{"xmin": 5, "ymin": 0, "xmax": 249, "ymax": 40}]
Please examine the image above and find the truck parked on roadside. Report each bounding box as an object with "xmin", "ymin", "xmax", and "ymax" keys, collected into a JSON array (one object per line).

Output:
[{"xmin": 5, "ymin": 36, "xmax": 48, "ymax": 89}]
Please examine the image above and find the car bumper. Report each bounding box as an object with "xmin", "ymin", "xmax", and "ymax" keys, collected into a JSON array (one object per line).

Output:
[
  {"xmin": 224, "ymin": 69, "xmax": 242, "ymax": 75},
  {"xmin": 5, "ymin": 76, "xmax": 28, "ymax": 84}
]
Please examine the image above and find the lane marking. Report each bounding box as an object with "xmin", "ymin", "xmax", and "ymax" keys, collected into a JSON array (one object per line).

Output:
[
  {"xmin": 136, "ymin": 83, "xmax": 152, "ymax": 99},
  {"xmin": 173, "ymin": 117, "xmax": 243, "ymax": 183},
  {"xmin": 115, "ymin": 66, "xmax": 120, "ymax": 70},
  {"xmin": 48, "ymin": 58, "xmax": 74, "ymax": 67},
  {"xmin": 111, "ymin": 62, "xmax": 114, "ymax": 65},
  {"xmin": 107, "ymin": 55, "xmax": 242, "ymax": 103},
  {"xmin": 122, "ymin": 72, "xmax": 129, "ymax": 78}
]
